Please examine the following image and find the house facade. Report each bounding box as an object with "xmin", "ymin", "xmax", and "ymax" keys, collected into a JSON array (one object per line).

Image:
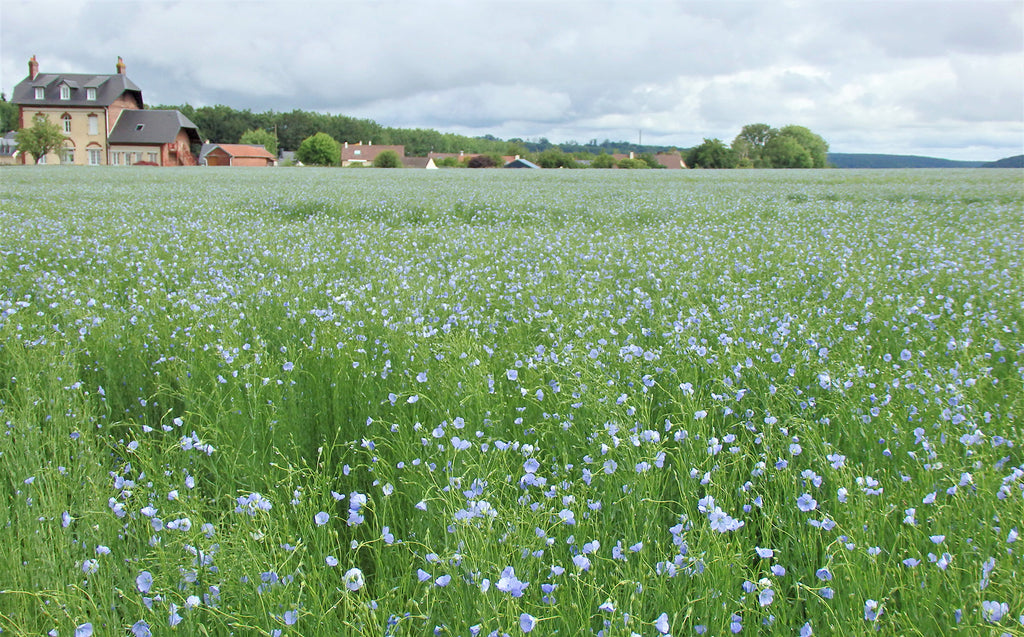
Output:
[
  {"xmin": 340, "ymin": 141, "xmax": 405, "ymax": 166},
  {"xmin": 11, "ymin": 56, "xmax": 198, "ymax": 166}
]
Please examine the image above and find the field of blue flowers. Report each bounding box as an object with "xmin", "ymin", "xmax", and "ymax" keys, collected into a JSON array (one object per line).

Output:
[{"xmin": 0, "ymin": 167, "xmax": 1021, "ymax": 636}]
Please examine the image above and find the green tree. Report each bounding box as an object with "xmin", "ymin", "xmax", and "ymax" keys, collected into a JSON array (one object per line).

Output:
[
  {"xmin": 536, "ymin": 148, "xmax": 577, "ymax": 169},
  {"xmin": 731, "ymin": 123, "xmax": 776, "ymax": 167},
  {"xmin": 763, "ymin": 134, "xmax": 812, "ymax": 168},
  {"xmin": 277, "ymin": 110, "xmax": 318, "ymax": 152},
  {"xmin": 239, "ymin": 128, "xmax": 278, "ymax": 157},
  {"xmin": 189, "ymin": 104, "xmax": 256, "ymax": 144},
  {"xmin": 590, "ymin": 153, "xmax": 616, "ymax": 169},
  {"xmin": 372, "ymin": 149, "xmax": 402, "ymax": 168},
  {"xmin": 777, "ymin": 125, "xmax": 829, "ymax": 168},
  {"xmin": 466, "ymin": 154, "xmax": 497, "ymax": 168},
  {"xmin": 295, "ymin": 132, "xmax": 340, "ymax": 166},
  {"xmin": 505, "ymin": 141, "xmax": 528, "ymax": 158},
  {"xmin": 0, "ymin": 94, "xmax": 19, "ymax": 133},
  {"xmin": 16, "ymin": 113, "xmax": 66, "ymax": 164},
  {"xmin": 616, "ymin": 157, "xmax": 649, "ymax": 169},
  {"xmin": 686, "ymin": 138, "xmax": 737, "ymax": 169},
  {"xmin": 638, "ymin": 152, "xmax": 664, "ymax": 169}
]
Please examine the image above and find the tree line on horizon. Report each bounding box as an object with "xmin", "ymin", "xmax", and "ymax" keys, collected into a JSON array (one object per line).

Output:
[
  {"xmin": 149, "ymin": 104, "xmax": 831, "ymax": 169},
  {"xmin": 2, "ymin": 92, "xmax": 831, "ymax": 168}
]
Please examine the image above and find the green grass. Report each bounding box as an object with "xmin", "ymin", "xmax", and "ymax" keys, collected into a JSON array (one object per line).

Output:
[{"xmin": 1, "ymin": 167, "xmax": 1022, "ymax": 636}]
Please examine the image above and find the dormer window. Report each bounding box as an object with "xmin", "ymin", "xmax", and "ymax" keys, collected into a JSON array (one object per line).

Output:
[
  {"xmin": 60, "ymin": 84, "xmax": 70, "ymax": 100},
  {"xmin": 86, "ymin": 87, "xmax": 96, "ymax": 101},
  {"xmin": 35, "ymin": 87, "xmax": 45, "ymax": 100}
]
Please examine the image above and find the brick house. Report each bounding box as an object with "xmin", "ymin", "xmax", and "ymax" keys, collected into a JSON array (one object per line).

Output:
[
  {"xmin": 199, "ymin": 143, "xmax": 277, "ymax": 166},
  {"xmin": 108, "ymin": 110, "xmax": 201, "ymax": 166},
  {"xmin": 611, "ymin": 151, "xmax": 687, "ymax": 169},
  {"xmin": 11, "ymin": 56, "xmax": 199, "ymax": 166},
  {"xmin": 340, "ymin": 141, "xmax": 405, "ymax": 167}
]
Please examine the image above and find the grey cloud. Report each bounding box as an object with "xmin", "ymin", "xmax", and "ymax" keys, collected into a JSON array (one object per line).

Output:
[{"xmin": 2, "ymin": 0, "xmax": 1021, "ymax": 160}]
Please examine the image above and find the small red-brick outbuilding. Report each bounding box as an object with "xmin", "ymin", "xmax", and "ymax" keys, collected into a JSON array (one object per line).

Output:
[{"xmin": 201, "ymin": 143, "xmax": 277, "ymax": 167}]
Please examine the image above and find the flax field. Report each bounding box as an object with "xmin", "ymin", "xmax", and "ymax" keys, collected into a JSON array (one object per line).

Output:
[{"xmin": 0, "ymin": 167, "xmax": 1021, "ymax": 636}]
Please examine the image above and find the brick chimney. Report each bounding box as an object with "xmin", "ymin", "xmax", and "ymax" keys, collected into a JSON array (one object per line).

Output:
[
  {"xmin": 116, "ymin": 56, "xmax": 126, "ymax": 75},
  {"xmin": 28, "ymin": 55, "xmax": 39, "ymax": 80}
]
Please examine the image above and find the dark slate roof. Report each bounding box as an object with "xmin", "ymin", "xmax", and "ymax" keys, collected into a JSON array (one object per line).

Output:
[
  {"xmin": 198, "ymin": 143, "xmax": 218, "ymax": 162},
  {"xmin": 1, "ymin": 131, "xmax": 17, "ymax": 157},
  {"xmin": 504, "ymin": 158, "xmax": 540, "ymax": 169},
  {"xmin": 12, "ymin": 72, "xmax": 143, "ymax": 107},
  {"xmin": 108, "ymin": 110, "xmax": 200, "ymax": 145}
]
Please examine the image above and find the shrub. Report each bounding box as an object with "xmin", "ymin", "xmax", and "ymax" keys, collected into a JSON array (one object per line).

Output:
[
  {"xmin": 296, "ymin": 132, "xmax": 340, "ymax": 166},
  {"xmin": 373, "ymin": 150, "xmax": 402, "ymax": 168},
  {"xmin": 467, "ymin": 155, "xmax": 497, "ymax": 168}
]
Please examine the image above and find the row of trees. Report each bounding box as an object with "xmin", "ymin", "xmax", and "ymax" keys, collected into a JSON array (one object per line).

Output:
[
  {"xmin": 152, "ymin": 104, "xmax": 521, "ymax": 157},
  {"xmin": 5, "ymin": 89, "xmax": 831, "ymax": 170},
  {"xmin": 153, "ymin": 104, "xmax": 831, "ymax": 169},
  {"xmin": 287, "ymin": 132, "xmax": 681, "ymax": 169},
  {"xmin": 687, "ymin": 124, "xmax": 829, "ymax": 169}
]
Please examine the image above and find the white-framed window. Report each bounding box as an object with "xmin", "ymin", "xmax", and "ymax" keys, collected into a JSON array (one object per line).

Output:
[
  {"xmin": 88, "ymin": 115, "xmax": 98, "ymax": 135},
  {"xmin": 88, "ymin": 149, "xmax": 102, "ymax": 165},
  {"xmin": 62, "ymin": 147, "xmax": 75, "ymax": 164},
  {"xmin": 37, "ymin": 154, "xmax": 47, "ymax": 164},
  {"xmin": 60, "ymin": 84, "xmax": 70, "ymax": 100},
  {"xmin": 112, "ymin": 152, "xmax": 122, "ymax": 166},
  {"xmin": 148, "ymin": 152, "xmax": 158, "ymax": 164},
  {"xmin": 87, "ymin": 88, "xmax": 97, "ymax": 101},
  {"xmin": 35, "ymin": 87, "xmax": 45, "ymax": 100},
  {"xmin": 62, "ymin": 114, "xmax": 72, "ymax": 134}
]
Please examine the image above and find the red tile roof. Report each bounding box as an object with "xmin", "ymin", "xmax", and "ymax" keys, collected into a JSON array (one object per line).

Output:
[
  {"xmin": 341, "ymin": 143, "xmax": 405, "ymax": 163},
  {"xmin": 214, "ymin": 144, "xmax": 276, "ymax": 159}
]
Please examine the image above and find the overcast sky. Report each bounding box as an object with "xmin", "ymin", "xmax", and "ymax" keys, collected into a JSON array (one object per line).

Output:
[{"xmin": 3, "ymin": 0, "xmax": 1022, "ymax": 160}]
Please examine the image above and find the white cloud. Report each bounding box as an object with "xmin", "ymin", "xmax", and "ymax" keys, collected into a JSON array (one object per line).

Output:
[{"xmin": 2, "ymin": 0, "xmax": 1021, "ymax": 160}]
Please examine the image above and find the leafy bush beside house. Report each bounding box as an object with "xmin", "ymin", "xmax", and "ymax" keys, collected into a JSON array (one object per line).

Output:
[
  {"xmin": 295, "ymin": 132, "xmax": 340, "ymax": 166},
  {"xmin": 372, "ymin": 150, "xmax": 402, "ymax": 168}
]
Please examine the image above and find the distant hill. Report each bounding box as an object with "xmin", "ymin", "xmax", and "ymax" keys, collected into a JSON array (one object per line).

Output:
[
  {"xmin": 981, "ymin": 155, "xmax": 1024, "ymax": 168},
  {"xmin": 827, "ymin": 153, "xmax": 985, "ymax": 169}
]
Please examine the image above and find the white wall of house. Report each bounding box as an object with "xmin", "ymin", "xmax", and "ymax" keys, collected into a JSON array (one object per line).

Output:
[{"xmin": 108, "ymin": 145, "xmax": 162, "ymax": 166}]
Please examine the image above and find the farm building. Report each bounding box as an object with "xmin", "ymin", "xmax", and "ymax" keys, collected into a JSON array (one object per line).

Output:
[
  {"xmin": 10, "ymin": 56, "xmax": 198, "ymax": 166},
  {"xmin": 200, "ymin": 143, "xmax": 277, "ymax": 167}
]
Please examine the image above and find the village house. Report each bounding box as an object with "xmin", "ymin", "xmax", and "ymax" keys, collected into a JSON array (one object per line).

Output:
[
  {"xmin": 611, "ymin": 151, "xmax": 687, "ymax": 169},
  {"xmin": 11, "ymin": 56, "xmax": 199, "ymax": 166},
  {"xmin": 0, "ymin": 132, "xmax": 19, "ymax": 165},
  {"xmin": 654, "ymin": 152, "xmax": 687, "ymax": 169},
  {"xmin": 340, "ymin": 141, "xmax": 405, "ymax": 167}
]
